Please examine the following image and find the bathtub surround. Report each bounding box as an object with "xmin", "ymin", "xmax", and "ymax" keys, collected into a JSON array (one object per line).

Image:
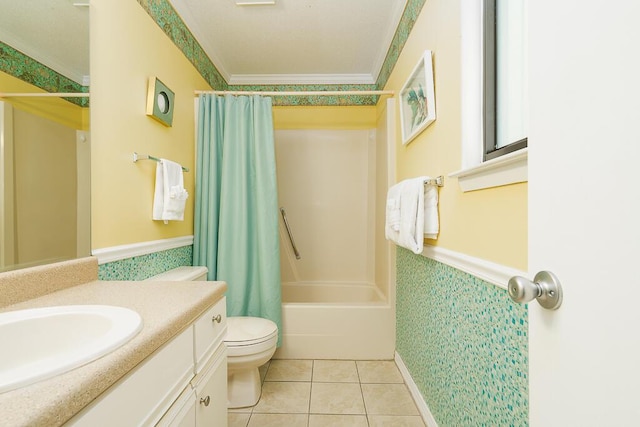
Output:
[
  {"xmin": 396, "ymin": 247, "xmax": 528, "ymax": 426},
  {"xmin": 273, "ymin": 101, "xmax": 396, "ymax": 360},
  {"xmin": 194, "ymin": 94, "xmax": 282, "ymax": 344}
]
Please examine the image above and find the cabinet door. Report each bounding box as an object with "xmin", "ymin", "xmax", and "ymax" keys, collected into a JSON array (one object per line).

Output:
[
  {"xmin": 194, "ymin": 345, "xmax": 227, "ymax": 427},
  {"xmin": 156, "ymin": 386, "xmax": 196, "ymax": 427},
  {"xmin": 68, "ymin": 327, "xmax": 194, "ymax": 426},
  {"xmin": 194, "ymin": 297, "xmax": 227, "ymax": 373}
]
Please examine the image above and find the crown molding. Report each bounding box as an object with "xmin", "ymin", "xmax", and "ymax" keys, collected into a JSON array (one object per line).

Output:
[
  {"xmin": 228, "ymin": 73, "xmax": 376, "ymax": 86},
  {"xmin": 370, "ymin": 0, "xmax": 408, "ymax": 83}
]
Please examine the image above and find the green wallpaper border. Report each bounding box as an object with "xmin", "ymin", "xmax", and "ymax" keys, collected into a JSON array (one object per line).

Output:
[
  {"xmin": 396, "ymin": 248, "xmax": 529, "ymax": 426},
  {"xmin": 141, "ymin": 0, "xmax": 427, "ymax": 106},
  {"xmin": 136, "ymin": 0, "xmax": 227, "ymax": 91},
  {"xmin": 376, "ymin": 0, "xmax": 427, "ymax": 89},
  {"xmin": 228, "ymin": 83, "xmax": 379, "ymax": 107},
  {"xmin": 0, "ymin": 41, "xmax": 89, "ymax": 108}
]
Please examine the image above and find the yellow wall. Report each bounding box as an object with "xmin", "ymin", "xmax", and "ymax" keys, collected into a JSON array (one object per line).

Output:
[
  {"xmin": 382, "ymin": 0, "xmax": 527, "ymax": 270},
  {"xmin": 0, "ymin": 71, "xmax": 88, "ymax": 130},
  {"xmin": 273, "ymin": 106, "xmax": 376, "ymax": 130},
  {"xmin": 90, "ymin": 0, "xmax": 211, "ymax": 250}
]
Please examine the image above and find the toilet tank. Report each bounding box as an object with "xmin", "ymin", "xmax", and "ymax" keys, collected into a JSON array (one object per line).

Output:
[{"xmin": 145, "ymin": 266, "xmax": 208, "ymax": 281}]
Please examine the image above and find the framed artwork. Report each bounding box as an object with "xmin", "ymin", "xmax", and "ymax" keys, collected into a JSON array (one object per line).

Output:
[{"xmin": 399, "ymin": 50, "xmax": 436, "ymax": 145}]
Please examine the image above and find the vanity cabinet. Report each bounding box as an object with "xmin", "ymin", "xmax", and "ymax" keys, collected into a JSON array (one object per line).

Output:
[
  {"xmin": 68, "ymin": 297, "xmax": 227, "ymax": 427},
  {"xmin": 158, "ymin": 298, "xmax": 228, "ymax": 427}
]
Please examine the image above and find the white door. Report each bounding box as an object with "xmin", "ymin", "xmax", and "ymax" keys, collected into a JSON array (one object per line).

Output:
[{"xmin": 529, "ymin": 1, "xmax": 640, "ymax": 425}]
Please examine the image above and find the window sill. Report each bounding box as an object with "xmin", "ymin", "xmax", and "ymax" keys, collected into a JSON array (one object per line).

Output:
[{"xmin": 449, "ymin": 148, "xmax": 527, "ymax": 192}]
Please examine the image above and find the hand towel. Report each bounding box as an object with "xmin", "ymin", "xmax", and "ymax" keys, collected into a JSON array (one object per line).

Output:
[
  {"xmin": 384, "ymin": 176, "xmax": 440, "ymax": 254},
  {"xmin": 397, "ymin": 177, "xmax": 425, "ymax": 254},
  {"xmin": 423, "ymin": 182, "xmax": 439, "ymax": 239},
  {"xmin": 385, "ymin": 181, "xmax": 403, "ymax": 239},
  {"xmin": 152, "ymin": 159, "xmax": 188, "ymax": 224}
]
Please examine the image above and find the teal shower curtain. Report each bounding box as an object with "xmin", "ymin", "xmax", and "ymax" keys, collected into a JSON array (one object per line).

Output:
[{"xmin": 194, "ymin": 94, "xmax": 281, "ymax": 344}]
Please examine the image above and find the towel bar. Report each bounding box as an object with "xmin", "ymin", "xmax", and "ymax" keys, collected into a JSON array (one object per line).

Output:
[
  {"xmin": 133, "ymin": 152, "xmax": 189, "ymax": 172},
  {"xmin": 424, "ymin": 176, "xmax": 444, "ymax": 187}
]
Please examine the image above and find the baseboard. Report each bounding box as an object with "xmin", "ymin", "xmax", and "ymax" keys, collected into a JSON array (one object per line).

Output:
[
  {"xmin": 92, "ymin": 236, "xmax": 194, "ymax": 265},
  {"xmin": 420, "ymin": 245, "xmax": 527, "ymax": 290},
  {"xmin": 395, "ymin": 351, "xmax": 439, "ymax": 427}
]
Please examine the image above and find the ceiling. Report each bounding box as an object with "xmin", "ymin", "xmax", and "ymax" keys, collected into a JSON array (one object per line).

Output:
[
  {"xmin": 0, "ymin": 0, "xmax": 407, "ymax": 87},
  {"xmin": 0, "ymin": 0, "xmax": 90, "ymax": 85},
  {"xmin": 169, "ymin": 0, "xmax": 408, "ymax": 85}
]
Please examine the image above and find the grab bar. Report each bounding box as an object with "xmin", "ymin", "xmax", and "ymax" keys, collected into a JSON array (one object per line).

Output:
[{"xmin": 280, "ymin": 207, "xmax": 301, "ymax": 260}]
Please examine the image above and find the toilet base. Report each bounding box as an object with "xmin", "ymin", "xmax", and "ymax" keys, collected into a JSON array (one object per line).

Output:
[{"xmin": 227, "ymin": 367, "xmax": 262, "ymax": 409}]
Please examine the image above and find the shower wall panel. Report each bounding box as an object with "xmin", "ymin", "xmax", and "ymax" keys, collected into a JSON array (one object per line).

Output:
[{"xmin": 275, "ymin": 129, "xmax": 375, "ymax": 285}]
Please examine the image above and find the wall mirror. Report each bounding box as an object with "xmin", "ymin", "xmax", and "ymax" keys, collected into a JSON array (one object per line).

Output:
[{"xmin": 0, "ymin": 0, "xmax": 90, "ymax": 273}]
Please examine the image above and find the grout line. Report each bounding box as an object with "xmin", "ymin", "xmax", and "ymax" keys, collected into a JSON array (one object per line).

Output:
[
  {"xmin": 308, "ymin": 360, "xmax": 315, "ymax": 416},
  {"xmin": 354, "ymin": 360, "xmax": 371, "ymax": 425}
]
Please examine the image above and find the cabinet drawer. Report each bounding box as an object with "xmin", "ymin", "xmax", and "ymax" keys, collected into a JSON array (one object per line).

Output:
[{"xmin": 193, "ymin": 297, "xmax": 226, "ymax": 373}]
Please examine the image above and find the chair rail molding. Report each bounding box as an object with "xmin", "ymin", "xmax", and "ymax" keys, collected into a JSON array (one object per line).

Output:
[{"xmin": 92, "ymin": 236, "xmax": 194, "ymax": 265}]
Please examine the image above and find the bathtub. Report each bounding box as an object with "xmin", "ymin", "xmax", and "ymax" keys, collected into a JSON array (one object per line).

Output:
[{"xmin": 273, "ymin": 282, "xmax": 396, "ymax": 360}]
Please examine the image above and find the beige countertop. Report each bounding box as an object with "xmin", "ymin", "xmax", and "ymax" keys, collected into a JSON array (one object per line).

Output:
[{"xmin": 0, "ymin": 278, "xmax": 227, "ymax": 427}]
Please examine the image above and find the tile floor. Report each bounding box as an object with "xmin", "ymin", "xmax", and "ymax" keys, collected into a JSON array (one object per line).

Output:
[{"xmin": 228, "ymin": 359, "xmax": 426, "ymax": 427}]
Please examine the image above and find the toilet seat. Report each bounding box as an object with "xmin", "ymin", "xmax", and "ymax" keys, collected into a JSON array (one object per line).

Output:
[{"xmin": 225, "ymin": 317, "xmax": 278, "ymax": 347}]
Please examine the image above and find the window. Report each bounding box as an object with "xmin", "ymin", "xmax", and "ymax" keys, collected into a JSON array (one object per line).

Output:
[
  {"xmin": 452, "ymin": 0, "xmax": 527, "ymax": 192},
  {"xmin": 483, "ymin": 0, "xmax": 528, "ymax": 161}
]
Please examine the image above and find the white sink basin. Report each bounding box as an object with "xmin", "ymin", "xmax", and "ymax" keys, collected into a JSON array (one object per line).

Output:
[{"xmin": 0, "ymin": 305, "xmax": 143, "ymax": 393}]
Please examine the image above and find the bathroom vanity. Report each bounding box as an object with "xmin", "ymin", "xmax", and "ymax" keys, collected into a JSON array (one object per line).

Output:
[
  {"xmin": 0, "ymin": 257, "xmax": 227, "ymax": 427},
  {"xmin": 69, "ymin": 297, "xmax": 228, "ymax": 426}
]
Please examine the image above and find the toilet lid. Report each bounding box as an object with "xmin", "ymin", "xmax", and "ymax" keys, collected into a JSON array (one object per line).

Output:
[{"xmin": 225, "ymin": 316, "xmax": 278, "ymax": 345}]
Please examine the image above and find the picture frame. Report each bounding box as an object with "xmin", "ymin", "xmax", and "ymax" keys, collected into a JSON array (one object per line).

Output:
[
  {"xmin": 399, "ymin": 50, "xmax": 436, "ymax": 145},
  {"xmin": 146, "ymin": 76, "xmax": 175, "ymax": 127}
]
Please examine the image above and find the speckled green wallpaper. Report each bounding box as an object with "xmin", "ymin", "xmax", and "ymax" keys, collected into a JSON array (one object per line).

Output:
[
  {"xmin": 98, "ymin": 245, "xmax": 192, "ymax": 281},
  {"xmin": 396, "ymin": 248, "xmax": 529, "ymax": 427}
]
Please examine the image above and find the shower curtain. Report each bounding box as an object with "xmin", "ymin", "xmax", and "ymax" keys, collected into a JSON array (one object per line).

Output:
[{"xmin": 194, "ymin": 94, "xmax": 281, "ymax": 343}]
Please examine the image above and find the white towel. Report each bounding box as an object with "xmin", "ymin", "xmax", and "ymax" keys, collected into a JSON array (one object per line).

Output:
[
  {"xmin": 384, "ymin": 176, "xmax": 439, "ymax": 254},
  {"xmin": 152, "ymin": 159, "xmax": 188, "ymax": 224},
  {"xmin": 385, "ymin": 181, "xmax": 403, "ymax": 236},
  {"xmin": 423, "ymin": 182, "xmax": 439, "ymax": 239},
  {"xmin": 397, "ymin": 177, "xmax": 425, "ymax": 254}
]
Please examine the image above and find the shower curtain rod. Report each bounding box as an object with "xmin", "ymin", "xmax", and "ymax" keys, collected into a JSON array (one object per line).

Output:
[
  {"xmin": 194, "ymin": 90, "xmax": 394, "ymax": 97},
  {"xmin": 0, "ymin": 92, "xmax": 90, "ymax": 98}
]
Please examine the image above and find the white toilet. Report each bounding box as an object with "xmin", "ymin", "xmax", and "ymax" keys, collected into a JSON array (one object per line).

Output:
[
  {"xmin": 225, "ymin": 316, "xmax": 278, "ymax": 408},
  {"xmin": 146, "ymin": 266, "xmax": 278, "ymax": 409}
]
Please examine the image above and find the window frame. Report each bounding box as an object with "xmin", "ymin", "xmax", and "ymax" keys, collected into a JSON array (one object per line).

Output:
[
  {"xmin": 450, "ymin": 0, "xmax": 527, "ymax": 192},
  {"xmin": 483, "ymin": 0, "xmax": 528, "ymax": 162}
]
